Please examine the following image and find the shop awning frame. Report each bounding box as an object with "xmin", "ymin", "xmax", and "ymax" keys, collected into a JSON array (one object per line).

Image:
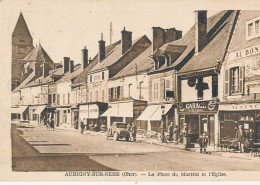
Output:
[
  {"xmin": 11, "ymin": 106, "xmax": 28, "ymax": 114},
  {"xmin": 33, "ymin": 105, "xmax": 47, "ymax": 115}
]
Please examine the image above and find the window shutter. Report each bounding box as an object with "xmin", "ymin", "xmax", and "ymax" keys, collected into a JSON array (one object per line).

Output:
[
  {"xmin": 239, "ymin": 66, "xmax": 245, "ymax": 94},
  {"xmin": 163, "ymin": 79, "xmax": 166, "ymax": 99},
  {"xmin": 224, "ymin": 69, "xmax": 229, "ymax": 96},
  {"xmin": 57, "ymin": 94, "xmax": 60, "ymax": 105}
]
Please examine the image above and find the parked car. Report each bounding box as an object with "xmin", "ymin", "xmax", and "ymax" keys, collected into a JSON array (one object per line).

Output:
[{"xmin": 106, "ymin": 122, "xmax": 131, "ymax": 141}]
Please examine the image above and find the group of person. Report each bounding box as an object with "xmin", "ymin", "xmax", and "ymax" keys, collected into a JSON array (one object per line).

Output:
[
  {"xmin": 43, "ymin": 116, "xmax": 55, "ymax": 131},
  {"xmin": 127, "ymin": 123, "xmax": 137, "ymax": 141},
  {"xmin": 75, "ymin": 118, "xmax": 100, "ymax": 135}
]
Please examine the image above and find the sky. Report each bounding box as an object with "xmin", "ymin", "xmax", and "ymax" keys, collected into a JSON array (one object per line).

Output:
[{"xmin": 2, "ymin": 0, "xmax": 260, "ymax": 65}]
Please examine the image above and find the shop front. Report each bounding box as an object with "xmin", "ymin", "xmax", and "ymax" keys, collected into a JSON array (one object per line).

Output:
[
  {"xmin": 79, "ymin": 102, "xmax": 108, "ymax": 129},
  {"xmin": 178, "ymin": 100, "xmax": 218, "ymax": 145},
  {"xmin": 11, "ymin": 106, "xmax": 28, "ymax": 121},
  {"xmin": 136, "ymin": 103, "xmax": 175, "ymax": 132},
  {"xmin": 32, "ymin": 105, "xmax": 47, "ymax": 124},
  {"xmin": 56, "ymin": 106, "xmax": 71, "ymax": 128},
  {"xmin": 71, "ymin": 105, "xmax": 79, "ymax": 129},
  {"xmin": 219, "ymin": 103, "xmax": 260, "ymax": 143},
  {"xmin": 101, "ymin": 100, "xmax": 147, "ymax": 128}
]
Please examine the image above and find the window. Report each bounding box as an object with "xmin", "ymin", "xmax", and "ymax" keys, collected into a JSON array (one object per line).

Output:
[
  {"xmin": 48, "ymin": 94, "xmax": 52, "ymax": 104},
  {"xmin": 90, "ymin": 75, "xmax": 92, "ymax": 83},
  {"xmin": 248, "ymin": 23, "xmax": 253, "ymax": 37},
  {"xmin": 231, "ymin": 67, "xmax": 239, "ymax": 94},
  {"xmin": 164, "ymin": 78, "xmax": 172, "ymax": 100},
  {"xmin": 110, "ymin": 88, "xmax": 114, "ymax": 101},
  {"xmin": 18, "ymin": 47, "xmax": 26, "ymax": 54},
  {"xmin": 153, "ymin": 81, "xmax": 159, "ymax": 100},
  {"xmin": 102, "ymin": 72, "xmax": 105, "ymax": 80},
  {"xmin": 53, "ymin": 94, "xmax": 56, "ymax": 104},
  {"xmin": 246, "ymin": 17, "xmax": 260, "ymax": 40},
  {"xmin": 63, "ymin": 110, "xmax": 67, "ymax": 123},
  {"xmin": 212, "ymin": 75, "xmax": 218, "ymax": 98},
  {"xmin": 20, "ymin": 39, "xmax": 25, "ymax": 42},
  {"xmin": 117, "ymin": 86, "xmax": 120, "ymax": 99},
  {"xmin": 129, "ymin": 84, "xmax": 132, "ymax": 98}
]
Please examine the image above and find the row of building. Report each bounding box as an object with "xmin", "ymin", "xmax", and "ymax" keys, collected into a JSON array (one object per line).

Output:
[{"xmin": 11, "ymin": 10, "xmax": 260, "ymax": 147}]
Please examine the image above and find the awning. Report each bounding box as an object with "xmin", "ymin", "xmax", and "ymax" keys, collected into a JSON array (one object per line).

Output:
[
  {"xmin": 33, "ymin": 105, "xmax": 46, "ymax": 115},
  {"xmin": 137, "ymin": 104, "xmax": 173, "ymax": 121},
  {"xmin": 101, "ymin": 102, "xmax": 133, "ymax": 117},
  {"xmin": 11, "ymin": 106, "xmax": 28, "ymax": 114}
]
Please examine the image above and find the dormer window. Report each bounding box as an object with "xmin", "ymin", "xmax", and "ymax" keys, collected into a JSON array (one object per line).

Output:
[{"xmin": 246, "ymin": 16, "xmax": 260, "ymax": 40}]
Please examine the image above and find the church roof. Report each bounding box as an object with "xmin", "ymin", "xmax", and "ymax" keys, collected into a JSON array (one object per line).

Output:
[
  {"xmin": 24, "ymin": 43, "xmax": 54, "ymax": 64},
  {"xmin": 12, "ymin": 12, "xmax": 32, "ymax": 38}
]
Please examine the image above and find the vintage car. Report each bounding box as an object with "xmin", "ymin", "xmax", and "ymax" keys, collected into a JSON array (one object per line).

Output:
[{"xmin": 106, "ymin": 122, "xmax": 131, "ymax": 141}]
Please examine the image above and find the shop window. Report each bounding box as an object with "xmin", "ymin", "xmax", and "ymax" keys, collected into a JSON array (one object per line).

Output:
[
  {"xmin": 153, "ymin": 80, "xmax": 159, "ymax": 100},
  {"xmin": 212, "ymin": 75, "xmax": 218, "ymax": 98},
  {"xmin": 224, "ymin": 112, "xmax": 237, "ymax": 121}
]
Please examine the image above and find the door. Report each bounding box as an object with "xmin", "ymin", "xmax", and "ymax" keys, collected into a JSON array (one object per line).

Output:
[{"xmin": 208, "ymin": 115, "xmax": 215, "ymax": 145}]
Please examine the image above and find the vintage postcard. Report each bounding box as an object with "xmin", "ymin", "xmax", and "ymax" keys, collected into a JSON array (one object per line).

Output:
[{"xmin": 1, "ymin": 0, "xmax": 260, "ymax": 182}]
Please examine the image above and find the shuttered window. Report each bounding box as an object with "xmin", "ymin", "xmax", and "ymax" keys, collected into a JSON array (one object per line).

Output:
[
  {"xmin": 239, "ymin": 66, "xmax": 245, "ymax": 94},
  {"xmin": 57, "ymin": 94, "xmax": 60, "ymax": 105},
  {"xmin": 224, "ymin": 69, "xmax": 229, "ymax": 95}
]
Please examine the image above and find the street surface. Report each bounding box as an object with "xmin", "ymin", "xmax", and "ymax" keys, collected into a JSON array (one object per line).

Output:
[{"xmin": 12, "ymin": 123, "xmax": 260, "ymax": 171}]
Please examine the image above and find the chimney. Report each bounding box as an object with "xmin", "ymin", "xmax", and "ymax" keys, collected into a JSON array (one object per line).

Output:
[
  {"xmin": 81, "ymin": 46, "xmax": 88, "ymax": 70},
  {"xmin": 70, "ymin": 60, "xmax": 74, "ymax": 73},
  {"xmin": 165, "ymin": 28, "xmax": 182, "ymax": 43},
  {"xmin": 33, "ymin": 62, "xmax": 42, "ymax": 78},
  {"xmin": 98, "ymin": 33, "xmax": 106, "ymax": 62},
  {"xmin": 88, "ymin": 57, "xmax": 92, "ymax": 64},
  {"xmin": 43, "ymin": 62, "xmax": 49, "ymax": 78},
  {"xmin": 63, "ymin": 57, "xmax": 70, "ymax": 73},
  {"xmin": 121, "ymin": 27, "xmax": 132, "ymax": 54},
  {"xmin": 152, "ymin": 27, "xmax": 165, "ymax": 52},
  {"xmin": 195, "ymin": 10, "xmax": 207, "ymax": 54}
]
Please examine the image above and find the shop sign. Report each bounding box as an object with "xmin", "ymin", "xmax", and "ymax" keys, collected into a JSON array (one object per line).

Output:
[
  {"xmin": 229, "ymin": 45, "xmax": 260, "ymax": 61},
  {"xmin": 178, "ymin": 100, "xmax": 218, "ymax": 112},
  {"xmin": 219, "ymin": 103, "xmax": 260, "ymax": 111}
]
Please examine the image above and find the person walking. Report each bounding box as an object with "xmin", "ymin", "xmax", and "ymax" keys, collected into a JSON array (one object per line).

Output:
[
  {"xmin": 236, "ymin": 125, "xmax": 246, "ymax": 153},
  {"xmin": 131, "ymin": 123, "xmax": 137, "ymax": 142},
  {"xmin": 50, "ymin": 118, "xmax": 55, "ymax": 131},
  {"xmin": 168, "ymin": 122, "xmax": 174, "ymax": 142},
  {"xmin": 197, "ymin": 133, "xmax": 208, "ymax": 153},
  {"xmin": 80, "ymin": 119, "xmax": 85, "ymax": 135}
]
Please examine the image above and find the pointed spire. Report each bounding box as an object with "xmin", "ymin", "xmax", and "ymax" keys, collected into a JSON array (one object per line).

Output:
[{"xmin": 12, "ymin": 12, "xmax": 32, "ymax": 38}]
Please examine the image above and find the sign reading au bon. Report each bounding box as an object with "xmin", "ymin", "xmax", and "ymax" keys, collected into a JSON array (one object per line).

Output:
[
  {"xmin": 229, "ymin": 45, "xmax": 260, "ymax": 61},
  {"xmin": 178, "ymin": 100, "xmax": 218, "ymax": 112}
]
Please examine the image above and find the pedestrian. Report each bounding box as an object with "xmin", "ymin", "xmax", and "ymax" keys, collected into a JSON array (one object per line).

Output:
[
  {"xmin": 131, "ymin": 123, "xmax": 137, "ymax": 142},
  {"xmin": 74, "ymin": 119, "xmax": 78, "ymax": 129},
  {"xmin": 93, "ymin": 123, "xmax": 99, "ymax": 132},
  {"xmin": 197, "ymin": 132, "xmax": 208, "ymax": 153},
  {"xmin": 236, "ymin": 125, "xmax": 246, "ymax": 153},
  {"xmin": 160, "ymin": 119, "xmax": 165, "ymax": 142},
  {"xmin": 80, "ymin": 119, "xmax": 85, "ymax": 135},
  {"xmin": 173, "ymin": 125, "xmax": 179, "ymax": 143},
  {"xmin": 168, "ymin": 122, "xmax": 174, "ymax": 142},
  {"xmin": 127, "ymin": 123, "xmax": 132, "ymax": 132},
  {"xmin": 50, "ymin": 118, "xmax": 55, "ymax": 131}
]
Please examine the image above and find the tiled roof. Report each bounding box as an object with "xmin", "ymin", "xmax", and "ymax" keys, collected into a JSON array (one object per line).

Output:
[
  {"xmin": 72, "ymin": 40, "xmax": 121, "ymax": 84},
  {"xmin": 13, "ymin": 72, "xmax": 35, "ymax": 91},
  {"xmin": 111, "ymin": 45, "xmax": 154, "ymax": 80},
  {"xmin": 178, "ymin": 10, "xmax": 236, "ymax": 73},
  {"xmin": 150, "ymin": 10, "xmax": 236, "ymax": 74},
  {"xmin": 89, "ymin": 36, "xmax": 147, "ymax": 72},
  {"xmin": 228, "ymin": 10, "xmax": 260, "ymax": 53},
  {"xmin": 56, "ymin": 64, "xmax": 82, "ymax": 83},
  {"xmin": 24, "ymin": 43, "xmax": 54, "ymax": 64}
]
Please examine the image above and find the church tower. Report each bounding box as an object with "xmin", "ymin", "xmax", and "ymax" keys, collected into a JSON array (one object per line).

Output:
[{"xmin": 12, "ymin": 12, "xmax": 34, "ymax": 90}]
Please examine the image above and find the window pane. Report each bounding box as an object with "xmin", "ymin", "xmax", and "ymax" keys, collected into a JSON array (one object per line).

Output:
[
  {"xmin": 256, "ymin": 20, "xmax": 259, "ymax": 34},
  {"xmin": 248, "ymin": 23, "xmax": 253, "ymax": 37}
]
